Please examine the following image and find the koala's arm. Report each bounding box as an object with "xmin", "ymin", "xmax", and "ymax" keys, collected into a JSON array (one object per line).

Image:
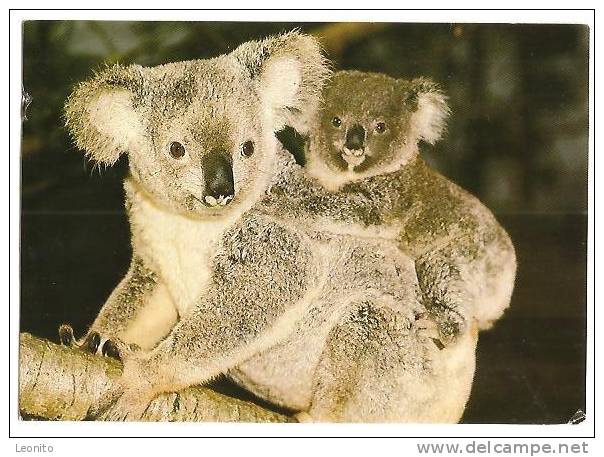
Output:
[
  {"xmin": 414, "ymin": 223, "xmax": 516, "ymax": 341},
  {"xmin": 120, "ymin": 215, "xmax": 314, "ymax": 397},
  {"xmin": 414, "ymin": 246, "xmax": 471, "ymax": 343},
  {"xmin": 261, "ymin": 156, "xmax": 385, "ymax": 228},
  {"xmin": 86, "ymin": 257, "xmax": 178, "ymax": 350}
]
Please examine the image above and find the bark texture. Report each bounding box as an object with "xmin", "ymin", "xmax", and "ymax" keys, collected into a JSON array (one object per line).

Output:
[{"xmin": 18, "ymin": 333, "xmax": 291, "ymax": 422}]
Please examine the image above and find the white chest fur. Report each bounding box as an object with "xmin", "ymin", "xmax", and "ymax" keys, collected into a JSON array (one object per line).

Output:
[{"xmin": 127, "ymin": 183, "xmax": 233, "ymax": 317}]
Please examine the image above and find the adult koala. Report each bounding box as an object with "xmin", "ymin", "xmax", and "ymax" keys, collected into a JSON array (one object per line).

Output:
[{"xmin": 61, "ymin": 34, "xmax": 476, "ymax": 423}]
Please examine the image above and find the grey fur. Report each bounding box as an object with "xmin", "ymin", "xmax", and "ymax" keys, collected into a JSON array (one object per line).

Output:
[
  {"xmin": 65, "ymin": 38, "xmax": 478, "ymax": 423},
  {"xmin": 279, "ymin": 70, "xmax": 517, "ymax": 341}
]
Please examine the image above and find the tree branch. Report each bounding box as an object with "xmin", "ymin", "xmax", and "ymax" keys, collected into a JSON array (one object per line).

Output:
[
  {"xmin": 18, "ymin": 333, "xmax": 292, "ymax": 422},
  {"xmin": 311, "ymin": 22, "xmax": 389, "ymax": 62}
]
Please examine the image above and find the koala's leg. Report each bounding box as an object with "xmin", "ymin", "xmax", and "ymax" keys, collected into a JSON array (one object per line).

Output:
[
  {"xmin": 60, "ymin": 257, "xmax": 178, "ymax": 355},
  {"xmin": 305, "ymin": 300, "xmax": 477, "ymax": 423}
]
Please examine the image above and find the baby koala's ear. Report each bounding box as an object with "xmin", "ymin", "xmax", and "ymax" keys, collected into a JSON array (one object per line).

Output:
[
  {"xmin": 64, "ymin": 64, "xmax": 146, "ymax": 165},
  {"xmin": 404, "ymin": 77, "xmax": 450, "ymax": 145},
  {"xmin": 232, "ymin": 31, "xmax": 331, "ymax": 131}
]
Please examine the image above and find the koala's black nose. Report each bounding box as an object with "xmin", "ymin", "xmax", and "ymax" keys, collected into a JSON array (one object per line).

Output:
[
  {"xmin": 345, "ymin": 124, "xmax": 366, "ymax": 150},
  {"xmin": 201, "ymin": 153, "xmax": 235, "ymax": 200}
]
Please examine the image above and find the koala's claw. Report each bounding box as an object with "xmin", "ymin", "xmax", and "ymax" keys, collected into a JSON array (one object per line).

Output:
[
  {"xmin": 101, "ymin": 339, "xmax": 121, "ymax": 360},
  {"xmin": 58, "ymin": 324, "xmax": 76, "ymax": 347},
  {"xmin": 82, "ymin": 331, "xmax": 101, "ymax": 354},
  {"xmin": 58, "ymin": 324, "xmax": 122, "ymax": 360},
  {"xmin": 58, "ymin": 324, "xmax": 100, "ymax": 353}
]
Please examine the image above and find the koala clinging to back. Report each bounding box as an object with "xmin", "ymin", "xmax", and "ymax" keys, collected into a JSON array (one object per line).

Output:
[
  {"xmin": 61, "ymin": 34, "xmax": 474, "ymax": 423},
  {"xmin": 277, "ymin": 70, "xmax": 517, "ymax": 342}
]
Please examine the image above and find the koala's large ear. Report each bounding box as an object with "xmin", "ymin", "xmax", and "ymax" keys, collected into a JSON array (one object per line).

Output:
[
  {"xmin": 231, "ymin": 31, "xmax": 331, "ymax": 131},
  {"xmin": 405, "ymin": 78, "xmax": 450, "ymax": 145},
  {"xmin": 64, "ymin": 64, "xmax": 146, "ymax": 165}
]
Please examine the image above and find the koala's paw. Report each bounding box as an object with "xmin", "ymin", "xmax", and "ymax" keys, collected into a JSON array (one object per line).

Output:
[
  {"xmin": 423, "ymin": 303, "xmax": 469, "ymax": 348},
  {"xmin": 58, "ymin": 324, "xmax": 122, "ymax": 360},
  {"xmin": 435, "ymin": 307, "xmax": 468, "ymax": 345},
  {"xmin": 414, "ymin": 313, "xmax": 446, "ymax": 350}
]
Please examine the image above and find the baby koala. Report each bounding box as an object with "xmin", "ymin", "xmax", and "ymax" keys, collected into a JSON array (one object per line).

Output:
[{"xmin": 283, "ymin": 70, "xmax": 517, "ymax": 342}]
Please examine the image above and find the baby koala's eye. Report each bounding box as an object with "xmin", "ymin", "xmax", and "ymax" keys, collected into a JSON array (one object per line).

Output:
[
  {"xmin": 332, "ymin": 117, "xmax": 342, "ymax": 128},
  {"xmin": 241, "ymin": 140, "xmax": 255, "ymax": 158},
  {"xmin": 169, "ymin": 141, "xmax": 186, "ymax": 159},
  {"xmin": 375, "ymin": 122, "xmax": 386, "ymax": 134}
]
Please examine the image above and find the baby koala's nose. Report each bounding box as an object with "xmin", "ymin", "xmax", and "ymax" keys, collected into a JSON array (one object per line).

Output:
[
  {"xmin": 201, "ymin": 153, "xmax": 235, "ymax": 207},
  {"xmin": 345, "ymin": 124, "xmax": 366, "ymax": 151}
]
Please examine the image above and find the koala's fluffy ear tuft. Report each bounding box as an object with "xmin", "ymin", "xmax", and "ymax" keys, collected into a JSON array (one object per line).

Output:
[
  {"xmin": 64, "ymin": 64, "xmax": 146, "ymax": 165},
  {"xmin": 405, "ymin": 78, "xmax": 450, "ymax": 145},
  {"xmin": 232, "ymin": 30, "xmax": 331, "ymax": 132}
]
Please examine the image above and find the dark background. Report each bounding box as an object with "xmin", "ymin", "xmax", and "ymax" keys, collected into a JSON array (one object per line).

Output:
[{"xmin": 20, "ymin": 21, "xmax": 589, "ymax": 424}]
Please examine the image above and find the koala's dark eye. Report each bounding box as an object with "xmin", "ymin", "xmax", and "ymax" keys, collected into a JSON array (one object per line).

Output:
[
  {"xmin": 241, "ymin": 140, "xmax": 255, "ymax": 158},
  {"xmin": 375, "ymin": 122, "xmax": 386, "ymax": 134},
  {"xmin": 332, "ymin": 117, "xmax": 342, "ymax": 128},
  {"xmin": 169, "ymin": 141, "xmax": 186, "ymax": 159}
]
